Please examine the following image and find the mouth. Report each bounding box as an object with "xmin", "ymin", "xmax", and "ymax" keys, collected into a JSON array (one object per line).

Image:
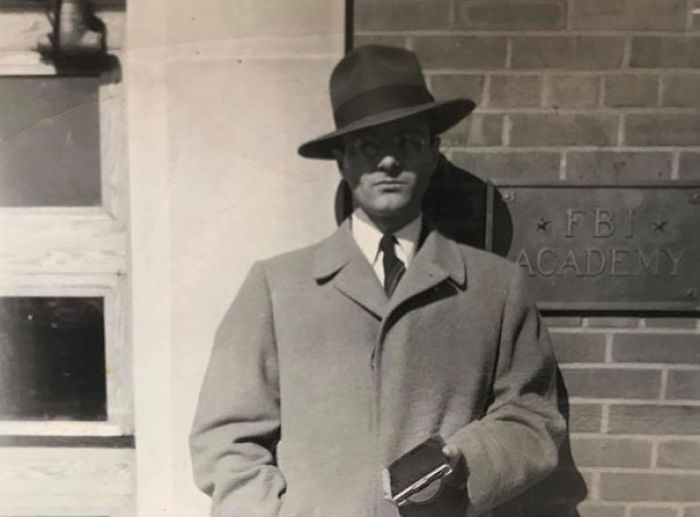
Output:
[{"xmin": 374, "ymin": 179, "xmax": 406, "ymax": 186}]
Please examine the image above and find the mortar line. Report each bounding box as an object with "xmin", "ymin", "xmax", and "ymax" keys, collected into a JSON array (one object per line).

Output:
[
  {"xmin": 413, "ymin": 68, "xmax": 700, "ymax": 76},
  {"xmin": 671, "ymin": 150, "xmax": 681, "ymax": 180},
  {"xmin": 445, "ymin": 145, "xmax": 700, "ymax": 152},
  {"xmin": 405, "ymin": 35, "xmax": 415, "ymax": 51},
  {"xmin": 601, "ymin": 404, "xmax": 610, "ymax": 433},
  {"xmin": 573, "ymin": 432, "xmax": 700, "ymax": 440},
  {"xmin": 560, "ymin": 364, "xmax": 668, "ymax": 371},
  {"xmin": 502, "ymin": 114, "xmax": 511, "ymax": 147},
  {"xmin": 560, "ymin": 151, "xmax": 567, "ymax": 180},
  {"xmin": 482, "ymin": 73, "xmax": 492, "ymax": 108},
  {"xmin": 505, "ymin": 37, "xmax": 512, "ymax": 69},
  {"xmin": 448, "ymin": 0, "xmax": 457, "ymax": 28},
  {"xmin": 571, "ymin": 434, "xmax": 656, "ymax": 442},
  {"xmin": 590, "ymin": 471, "xmax": 601, "ymax": 500},
  {"xmin": 578, "ymin": 503, "xmax": 629, "ymax": 514},
  {"xmin": 617, "ymin": 113, "xmax": 626, "ymax": 147},
  {"xmin": 561, "ymin": 363, "xmax": 700, "ymax": 370},
  {"xmin": 688, "ymin": 0, "xmax": 696, "ymax": 31},
  {"xmin": 622, "ymin": 503, "xmax": 689, "ymax": 510},
  {"xmin": 650, "ymin": 439, "xmax": 660, "ymax": 468},
  {"xmin": 605, "ymin": 334, "xmax": 614, "ymax": 363},
  {"xmin": 570, "ymin": 397, "xmax": 700, "ymax": 405},
  {"xmin": 355, "ymin": 29, "xmax": 700, "ymax": 36},
  {"xmin": 419, "ymin": 68, "xmax": 700, "ymax": 77},
  {"xmin": 660, "ymin": 367, "xmax": 670, "ymax": 400},
  {"xmin": 455, "ymin": 106, "xmax": 700, "ymax": 114},
  {"xmin": 580, "ymin": 466, "xmax": 700, "ymax": 474},
  {"xmin": 622, "ymin": 36, "xmax": 632, "ymax": 69},
  {"xmin": 540, "ymin": 73, "xmax": 549, "ymax": 108},
  {"xmin": 540, "ymin": 74, "xmax": 553, "ymax": 108},
  {"xmin": 681, "ymin": 503, "xmax": 700, "ymax": 514}
]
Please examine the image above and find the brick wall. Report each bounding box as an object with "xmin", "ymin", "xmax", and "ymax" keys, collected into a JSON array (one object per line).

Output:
[{"xmin": 354, "ymin": 0, "xmax": 700, "ymax": 515}]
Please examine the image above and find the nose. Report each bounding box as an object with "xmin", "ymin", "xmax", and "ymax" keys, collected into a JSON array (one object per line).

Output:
[{"xmin": 377, "ymin": 154, "xmax": 402, "ymax": 175}]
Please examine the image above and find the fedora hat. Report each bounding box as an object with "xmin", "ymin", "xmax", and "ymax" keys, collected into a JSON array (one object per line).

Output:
[{"xmin": 298, "ymin": 45, "xmax": 475, "ymax": 160}]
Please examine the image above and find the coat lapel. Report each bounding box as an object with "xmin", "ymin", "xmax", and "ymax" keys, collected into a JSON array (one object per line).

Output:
[
  {"xmin": 312, "ymin": 220, "xmax": 388, "ymax": 319},
  {"xmin": 386, "ymin": 226, "xmax": 467, "ymax": 317},
  {"xmin": 312, "ymin": 219, "xmax": 468, "ymax": 321}
]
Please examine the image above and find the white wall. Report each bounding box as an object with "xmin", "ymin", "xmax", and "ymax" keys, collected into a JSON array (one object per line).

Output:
[{"xmin": 127, "ymin": 1, "xmax": 345, "ymax": 514}]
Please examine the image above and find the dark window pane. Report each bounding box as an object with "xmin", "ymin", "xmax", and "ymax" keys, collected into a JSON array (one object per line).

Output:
[
  {"xmin": 0, "ymin": 77, "xmax": 101, "ymax": 207},
  {"xmin": 0, "ymin": 297, "xmax": 106, "ymax": 420}
]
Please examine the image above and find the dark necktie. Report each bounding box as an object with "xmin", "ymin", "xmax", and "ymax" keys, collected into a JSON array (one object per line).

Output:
[{"xmin": 380, "ymin": 234, "xmax": 406, "ymax": 297}]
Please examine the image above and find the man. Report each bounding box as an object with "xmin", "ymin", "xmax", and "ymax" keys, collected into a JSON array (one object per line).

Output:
[{"xmin": 190, "ymin": 45, "xmax": 565, "ymax": 517}]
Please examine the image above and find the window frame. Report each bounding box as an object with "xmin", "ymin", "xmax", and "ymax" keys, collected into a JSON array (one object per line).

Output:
[
  {"xmin": 0, "ymin": 274, "xmax": 132, "ymax": 436},
  {"xmin": 0, "ymin": 56, "xmax": 131, "ymax": 438}
]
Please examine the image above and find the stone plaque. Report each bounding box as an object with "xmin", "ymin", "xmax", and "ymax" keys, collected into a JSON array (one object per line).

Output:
[{"xmin": 487, "ymin": 182, "xmax": 700, "ymax": 311}]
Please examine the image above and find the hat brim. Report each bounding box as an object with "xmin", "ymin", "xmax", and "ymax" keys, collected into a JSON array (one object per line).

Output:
[{"xmin": 297, "ymin": 98, "xmax": 475, "ymax": 160}]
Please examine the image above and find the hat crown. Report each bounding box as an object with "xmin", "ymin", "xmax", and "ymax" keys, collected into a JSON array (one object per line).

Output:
[
  {"xmin": 297, "ymin": 44, "xmax": 475, "ymax": 159},
  {"xmin": 330, "ymin": 45, "xmax": 429, "ymax": 109},
  {"xmin": 329, "ymin": 45, "xmax": 434, "ymax": 128}
]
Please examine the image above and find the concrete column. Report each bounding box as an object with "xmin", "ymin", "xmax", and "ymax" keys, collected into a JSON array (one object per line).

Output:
[{"xmin": 127, "ymin": 1, "xmax": 345, "ymax": 514}]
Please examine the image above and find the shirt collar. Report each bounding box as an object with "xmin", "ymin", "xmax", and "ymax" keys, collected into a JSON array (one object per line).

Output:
[{"xmin": 351, "ymin": 209, "xmax": 423, "ymax": 267}]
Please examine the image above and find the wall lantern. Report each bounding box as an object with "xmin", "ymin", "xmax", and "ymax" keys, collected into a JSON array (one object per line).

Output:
[{"xmin": 37, "ymin": 0, "xmax": 112, "ymax": 73}]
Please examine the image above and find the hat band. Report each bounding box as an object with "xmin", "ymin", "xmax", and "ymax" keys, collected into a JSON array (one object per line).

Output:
[{"xmin": 333, "ymin": 84, "xmax": 434, "ymax": 128}]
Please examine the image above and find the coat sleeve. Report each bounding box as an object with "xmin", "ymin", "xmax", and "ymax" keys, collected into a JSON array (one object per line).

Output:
[
  {"xmin": 445, "ymin": 267, "xmax": 566, "ymax": 515},
  {"xmin": 189, "ymin": 262, "xmax": 286, "ymax": 517}
]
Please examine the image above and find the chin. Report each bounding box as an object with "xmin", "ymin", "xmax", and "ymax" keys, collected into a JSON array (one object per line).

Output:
[
  {"xmin": 369, "ymin": 202, "xmax": 419, "ymax": 222},
  {"xmin": 373, "ymin": 194, "xmax": 413, "ymax": 211}
]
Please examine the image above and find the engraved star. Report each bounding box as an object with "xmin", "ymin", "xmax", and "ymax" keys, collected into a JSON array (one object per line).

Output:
[
  {"xmin": 652, "ymin": 218, "xmax": 668, "ymax": 232},
  {"xmin": 535, "ymin": 216, "xmax": 551, "ymax": 232}
]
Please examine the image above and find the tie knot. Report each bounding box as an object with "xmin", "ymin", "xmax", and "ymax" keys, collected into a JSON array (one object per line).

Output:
[{"xmin": 379, "ymin": 234, "xmax": 397, "ymax": 255}]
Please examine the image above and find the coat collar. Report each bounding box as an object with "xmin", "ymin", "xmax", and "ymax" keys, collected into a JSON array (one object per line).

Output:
[{"xmin": 312, "ymin": 218, "xmax": 467, "ymax": 319}]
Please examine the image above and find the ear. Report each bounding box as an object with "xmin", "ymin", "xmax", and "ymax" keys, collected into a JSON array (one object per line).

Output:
[
  {"xmin": 331, "ymin": 148, "xmax": 345, "ymax": 174},
  {"xmin": 429, "ymin": 135, "xmax": 441, "ymax": 174},
  {"xmin": 431, "ymin": 135, "xmax": 441, "ymax": 155}
]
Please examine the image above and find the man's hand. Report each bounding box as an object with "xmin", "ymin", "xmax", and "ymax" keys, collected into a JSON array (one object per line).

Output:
[
  {"xmin": 442, "ymin": 444, "xmax": 462, "ymax": 470},
  {"xmin": 381, "ymin": 444, "xmax": 465, "ymax": 501}
]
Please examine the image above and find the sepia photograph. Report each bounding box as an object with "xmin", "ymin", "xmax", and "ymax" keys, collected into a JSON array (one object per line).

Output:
[{"xmin": 0, "ymin": 0, "xmax": 699, "ymax": 516}]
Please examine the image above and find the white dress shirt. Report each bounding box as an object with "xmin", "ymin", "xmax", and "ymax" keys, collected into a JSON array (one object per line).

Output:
[{"xmin": 351, "ymin": 208, "xmax": 422, "ymax": 285}]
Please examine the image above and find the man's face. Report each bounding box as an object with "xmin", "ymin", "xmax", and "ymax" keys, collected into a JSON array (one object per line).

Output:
[{"xmin": 335, "ymin": 117, "xmax": 439, "ymax": 229}]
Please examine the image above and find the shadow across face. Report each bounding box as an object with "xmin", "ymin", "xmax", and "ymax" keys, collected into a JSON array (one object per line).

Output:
[{"xmin": 335, "ymin": 154, "xmax": 513, "ymax": 257}]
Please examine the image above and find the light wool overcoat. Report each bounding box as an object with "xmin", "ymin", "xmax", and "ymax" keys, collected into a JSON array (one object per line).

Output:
[{"xmin": 190, "ymin": 220, "xmax": 565, "ymax": 517}]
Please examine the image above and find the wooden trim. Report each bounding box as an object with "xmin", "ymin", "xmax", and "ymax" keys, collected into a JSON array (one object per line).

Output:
[
  {"xmin": 0, "ymin": 277, "xmax": 133, "ymax": 435},
  {"xmin": 0, "ymin": 8, "xmax": 124, "ymax": 56},
  {"xmin": 0, "ymin": 434, "xmax": 134, "ymax": 447},
  {"xmin": 0, "ymin": 447, "xmax": 133, "ymax": 516},
  {"xmin": 100, "ymin": 64, "xmax": 128, "ymax": 224},
  {"xmin": 0, "ymin": 52, "xmax": 57, "ymax": 75},
  {"xmin": 0, "ymin": 0, "xmax": 125, "ymax": 7},
  {"xmin": 0, "ymin": 421, "xmax": 126, "ymax": 437},
  {"xmin": 105, "ymin": 273, "xmax": 133, "ymax": 433},
  {"xmin": 0, "ymin": 212, "xmax": 127, "ymax": 274}
]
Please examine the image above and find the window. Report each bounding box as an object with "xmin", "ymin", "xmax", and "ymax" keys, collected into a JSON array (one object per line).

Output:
[
  {"xmin": 0, "ymin": 4, "xmax": 131, "ymax": 513},
  {"xmin": 0, "ymin": 77, "xmax": 102, "ymax": 207},
  {"xmin": 0, "ymin": 296, "xmax": 106, "ymax": 421}
]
